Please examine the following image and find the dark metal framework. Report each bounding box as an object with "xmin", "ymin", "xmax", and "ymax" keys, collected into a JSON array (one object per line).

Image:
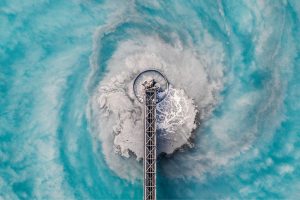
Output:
[{"xmin": 144, "ymin": 88, "xmax": 157, "ymax": 200}]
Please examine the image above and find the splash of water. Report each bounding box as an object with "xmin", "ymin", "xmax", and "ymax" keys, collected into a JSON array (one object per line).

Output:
[
  {"xmin": 90, "ymin": 35, "xmax": 224, "ymax": 179},
  {"xmin": 1, "ymin": 1, "xmax": 300, "ymax": 199}
]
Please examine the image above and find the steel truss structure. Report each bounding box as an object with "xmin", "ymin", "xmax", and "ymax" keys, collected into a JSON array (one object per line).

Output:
[{"xmin": 144, "ymin": 87, "xmax": 157, "ymax": 200}]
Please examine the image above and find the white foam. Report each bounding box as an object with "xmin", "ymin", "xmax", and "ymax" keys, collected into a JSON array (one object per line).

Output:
[
  {"xmin": 278, "ymin": 165, "xmax": 294, "ymax": 175},
  {"xmin": 90, "ymin": 34, "xmax": 224, "ymax": 180}
]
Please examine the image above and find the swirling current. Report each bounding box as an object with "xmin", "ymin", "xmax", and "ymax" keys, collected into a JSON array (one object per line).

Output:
[{"xmin": 1, "ymin": 0, "xmax": 300, "ymax": 199}]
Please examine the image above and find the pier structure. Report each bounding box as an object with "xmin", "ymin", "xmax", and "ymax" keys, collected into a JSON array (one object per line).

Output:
[
  {"xmin": 143, "ymin": 80, "xmax": 157, "ymax": 200},
  {"xmin": 133, "ymin": 70, "xmax": 169, "ymax": 200}
]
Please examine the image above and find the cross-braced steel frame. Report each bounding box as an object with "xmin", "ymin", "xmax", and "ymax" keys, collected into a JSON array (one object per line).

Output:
[{"xmin": 144, "ymin": 88, "xmax": 157, "ymax": 200}]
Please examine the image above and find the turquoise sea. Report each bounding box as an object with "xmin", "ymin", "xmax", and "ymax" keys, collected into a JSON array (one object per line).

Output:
[{"xmin": 1, "ymin": 0, "xmax": 300, "ymax": 199}]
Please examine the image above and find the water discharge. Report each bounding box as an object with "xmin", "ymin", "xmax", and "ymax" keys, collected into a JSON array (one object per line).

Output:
[
  {"xmin": 90, "ymin": 35, "xmax": 223, "ymax": 179},
  {"xmin": 1, "ymin": 0, "xmax": 300, "ymax": 199}
]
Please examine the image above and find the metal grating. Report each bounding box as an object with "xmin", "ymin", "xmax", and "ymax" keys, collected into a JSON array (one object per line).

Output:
[{"xmin": 144, "ymin": 88, "xmax": 157, "ymax": 200}]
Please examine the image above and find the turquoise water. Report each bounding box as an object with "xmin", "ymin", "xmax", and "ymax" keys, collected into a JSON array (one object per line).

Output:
[{"xmin": 1, "ymin": 0, "xmax": 300, "ymax": 199}]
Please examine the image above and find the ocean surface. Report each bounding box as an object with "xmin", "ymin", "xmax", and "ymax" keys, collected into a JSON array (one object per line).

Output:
[{"xmin": 1, "ymin": 0, "xmax": 300, "ymax": 199}]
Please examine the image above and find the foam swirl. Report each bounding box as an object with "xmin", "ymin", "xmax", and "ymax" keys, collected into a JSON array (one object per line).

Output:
[{"xmin": 90, "ymin": 35, "xmax": 224, "ymax": 179}]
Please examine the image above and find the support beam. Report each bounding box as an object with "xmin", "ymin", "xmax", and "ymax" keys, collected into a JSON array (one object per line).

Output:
[{"xmin": 144, "ymin": 88, "xmax": 157, "ymax": 200}]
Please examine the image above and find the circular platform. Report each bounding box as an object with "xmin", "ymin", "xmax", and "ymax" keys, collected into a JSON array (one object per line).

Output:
[{"xmin": 133, "ymin": 69, "xmax": 169, "ymax": 103}]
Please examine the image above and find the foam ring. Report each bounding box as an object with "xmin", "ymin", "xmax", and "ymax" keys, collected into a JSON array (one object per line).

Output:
[{"xmin": 133, "ymin": 69, "xmax": 169, "ymax": 103}]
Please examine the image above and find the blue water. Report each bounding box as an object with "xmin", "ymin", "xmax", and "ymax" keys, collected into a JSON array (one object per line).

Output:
[{"xmin": 1, "ymin": 0, "xmax": 300, "ymax": 199}]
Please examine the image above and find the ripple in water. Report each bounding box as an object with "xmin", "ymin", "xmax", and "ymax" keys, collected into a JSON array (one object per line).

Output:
[{"xmin": 2, "ymin": 0, "xmax": 300, "ymax": 199}]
